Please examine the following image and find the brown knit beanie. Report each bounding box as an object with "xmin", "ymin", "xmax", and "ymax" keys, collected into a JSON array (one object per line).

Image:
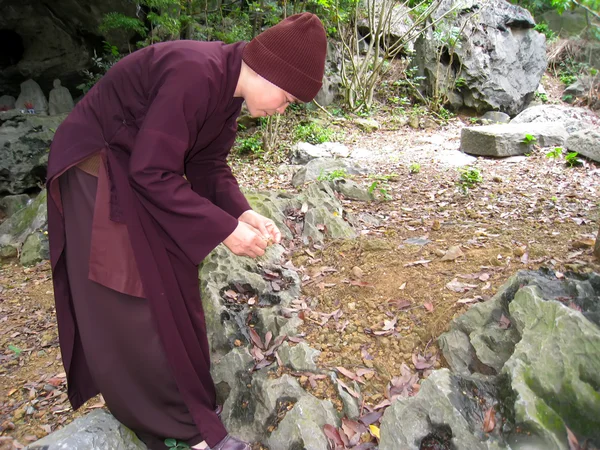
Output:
[{"xmin": 242, "ymin": 13, "xmax": 327, "ymax": 103}]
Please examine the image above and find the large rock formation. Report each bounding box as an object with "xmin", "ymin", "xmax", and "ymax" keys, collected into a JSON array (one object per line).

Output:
[
  {"xmin": 415, "ymin": 0, "xmax": 547, "ymax": 116},
  {"xmin": 0, "ymin": 110, "xmax": 64, "ymax": 194},
  {"xmin": 0, "ymin": 0, "xmax": 135, "ymax": 97}
]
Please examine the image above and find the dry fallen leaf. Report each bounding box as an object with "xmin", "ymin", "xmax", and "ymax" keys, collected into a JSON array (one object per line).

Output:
[
  {"xmin": 440, "ymin": 245, "xmax": 465, "ymax": 261},
  {"xmin": 566, "ymin": 427, "xmax": 580, "ymax": 450},
  {"xmin": 423, "ymin": 302, "xmax": 434, "ymax": 312},
  {"xmin": 483, "ymin": 406, "xmax": 496, "ymax": 433}
]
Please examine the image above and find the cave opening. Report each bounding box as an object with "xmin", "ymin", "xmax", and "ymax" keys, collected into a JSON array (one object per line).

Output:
[{"xmin": 0, "ymin": 29, "xmax": 25, "ymax": 69}]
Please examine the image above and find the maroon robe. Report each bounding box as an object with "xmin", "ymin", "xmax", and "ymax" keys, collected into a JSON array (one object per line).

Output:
[{"xmin": 47, "ymin": 41, "xmax": 251, "ymax": 447}]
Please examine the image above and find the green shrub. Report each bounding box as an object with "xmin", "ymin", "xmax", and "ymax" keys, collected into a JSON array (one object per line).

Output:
[{"xmin": 295, "ymin": 122, "xmax": 335, "ymax": 144}]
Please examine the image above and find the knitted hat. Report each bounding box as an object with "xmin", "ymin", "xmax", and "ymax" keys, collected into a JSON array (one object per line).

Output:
[{"xmin": 242, "ymin": 13, "xmax": 327, "ymax": 103}]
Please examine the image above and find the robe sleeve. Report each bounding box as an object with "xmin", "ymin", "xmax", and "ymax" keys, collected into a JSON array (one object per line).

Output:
[
  {"xmin": 185, "ymin": 115, "xmax": 251, "ymax": 219},
  {"xmin": 128, "ymin": 74, "xmax": 238, "ymax": 266}
]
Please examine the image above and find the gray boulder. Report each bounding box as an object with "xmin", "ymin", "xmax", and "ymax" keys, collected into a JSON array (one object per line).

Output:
[
  {"xmin": 0, "ymin": 111, "xmax": 65, "ymax": 194},
  {"xmin": 211, "ymin": 352, "xmax": 340, "ymax": 447},
  {"xmin": 20, "ymin": 230, "xmax": 49, "ymax": 266},
  {"xmin": 379, "ymin": 369, "xmax": 506, "ymax": 450},
  {"xmin": 566, "ymin": 128, "xmax": 600, "ymax": 162},
  {"xmin": 461, "ymin": 122, "xmax": 568, "ymax": 156},
  {"xmin": 291, "ymin": 142, "xmax": 352, "ymax": 165},
  {"xmin": 278, "ymin": 341, "xmax": 321, "ymax": 372},
  {"xmin": 25, "ymin": 409, "xmax": 145, "ymax": 450},
  {"xmin": 0, "ymin": 194, "xmax": 31, "ymax": 217},
  {"xmin": 415, "ymin": 0, "xmax": 547, "ymax": 116},
  {"xmin": 438, "ymin": 270, "xmax": 600, "ymax": 449},
  {"xmin": 292, "ymin": 158, "xmax": 368, "ymax": 187},
  {"xmin": 511, "ymin": 104, "xmax": 600, "ymax": 134},
  {"xmin": 357, "ymin": 0, "xmax": 415, "ymax": 53},
  {"xmin": 481, "ymin": 111, "xmax": 511, "ymax": 124},
  {"xmin": 330, "ymin": 178, "xmax": 374, "ymax": 201},
  {"xmin": 0, "ymin": 190, "xmax": 47, "ymax": 260}
]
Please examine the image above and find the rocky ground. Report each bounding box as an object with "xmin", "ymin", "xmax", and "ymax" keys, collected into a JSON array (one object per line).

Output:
[{"xmin": 1, "ymin": 90, "xmax": 599, "ymax": 449}]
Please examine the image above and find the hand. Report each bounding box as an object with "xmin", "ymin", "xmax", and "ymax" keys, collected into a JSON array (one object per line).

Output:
[
  {"xmin": 238, "ymin": 210, "xmax": 281, "ymax": 245},
  {"xmin": 223, "ymin": 221, "xmax": 267, "ymax": 258}
]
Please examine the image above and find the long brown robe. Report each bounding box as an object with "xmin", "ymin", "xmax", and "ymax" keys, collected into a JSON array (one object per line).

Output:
[{"xmin": 46, "ymin": 41, "xmax": 251, "ymax": 448}]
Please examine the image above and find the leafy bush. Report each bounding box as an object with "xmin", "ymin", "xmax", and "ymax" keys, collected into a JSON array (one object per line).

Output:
[
  {"xmin": 295, "ymin": 122, "xmax": 335, "ymax": 144},
  {"xmin": 458, "ymin": 166, "xmax": 482, "ymax": 191},
  {"xmin": 236, "ymin": 134, "xmax": 263, "ymax": 156}
]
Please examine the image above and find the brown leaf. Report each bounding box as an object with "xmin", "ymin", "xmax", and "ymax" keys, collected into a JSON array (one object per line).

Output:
[
  {"xmin": 441, "ymin": 246, "xmax": 464, "ymax": 261},
  {"xmin": 248, "ymin": 327, "xmax": 264, "ymax": 349},
  {"xmin": 323, "ymin": 424, "xmax": 344, "ymax": 446},
  {"xmin": 483, "ymin": 406, "xmax": 496, "ymax": 433},
  {"xmin": 404, "ymin": 260, "xmax": 431, "ymax": 267},
  {"xmin": 337, "ymin": 378, "xmax": 361, "ymax": 399},
  {"xmin": 264, "ymin": 331, "xmax": 273, "ymax": 349},
  {"xmin": 224, "ymin": 289, "xmax": 238, "ymax": 300},
  {"xmin": 388, "ymin": 299, "xmax": 412, "ymax": 310},
  {"xmin": 336, "ymin": 366, "xmax": 361, "ymax": 383},
  {"xmin": 412, "ymin": 353, "xmax": 437, "ymax": 370},
  {"xmin": 359, "ymin": 410, "xmax": 384, "ymax": 426},
  {"xmin": 349, "ymin": 280, "xmax": 374, "ymax": 287},
  {"xmin": 479, "ymin": 273, "xmax": 490, "ymax": 282},
  {"xmin": 423, "ymin": 302, "xmax": 434, "ymax": 312}
]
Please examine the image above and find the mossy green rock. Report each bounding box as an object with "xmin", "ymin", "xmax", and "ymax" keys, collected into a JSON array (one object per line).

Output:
[
  {"xmin": 20, "ymin": 231, "xmax": 49, "ymax": 266},
  {"xmin": 0, "ymin": 194, "xmax": 30, "ymax": 217},
  {"xmin": 0, "ymin": 190, "xmax": 47, "ymax": 260},
  {"xmin": 504, "ymin": 286, "xmax": 600, "ymax": 448}
]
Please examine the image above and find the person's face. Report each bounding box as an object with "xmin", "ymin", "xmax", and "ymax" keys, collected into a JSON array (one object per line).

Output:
[{"xmin": 244, "ymin": 74, "xmax": 297, "ymax": 118}]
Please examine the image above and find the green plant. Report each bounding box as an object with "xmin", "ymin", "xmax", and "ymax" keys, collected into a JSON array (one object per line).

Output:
[
  {"xmin": 8, "ymin": 345, "xmax": 22, "ymax": 356},
  {"xmin": 164, "ymin": 438, "xmax": 190, "ymax": 449},
  {"xmin": 523, "ymin": 134, "xmax": 537, "ymax": 145},
  {"xmin": 295, "ymin": 122, "xmax": 334, "ymax": 144},
  {"xmin": 76, "ymin": 42, "xmax": 121, "ymax": 94},
  {"xmin": 236, "ymin": 134, "xmax": 263, "ymax": 156},
  {"xmin": 318, "ymin": 169, "xmax": 348, "ymax": 181},
  {"xmin": 458, "ymin": 166, "xmax": 482, "ymax": 191},
  {"xmin": 534, "ymin": 22, "xmax": 556, "ymax": 41},
  {"xmin": 469, "ymin": 117, "xmax": 479, "ymax": 124},
  {"xmin": 551, "ymin": 196, "xmax": 558, "ymax": 202},
  {"xmin": 409, "ymin": 163, "xmax": 421, "ymax": 174},
  {"xmin": 368, "ymin": 181, "xmax": 392, "ymax": 201},
  {"xmin": 534, "ymin": 91, "xmax": 548, "ymax": 103},
  {"xmin": 454, "ymin": 77, "xmax": 467, "ymax": 89},
  {"xmin": 565, "ymin": 151, "xmax": 581, "ymax": 167},
  {"xmin": 545, "ymin": 147, "xmax": 563, "ymax": 159}
]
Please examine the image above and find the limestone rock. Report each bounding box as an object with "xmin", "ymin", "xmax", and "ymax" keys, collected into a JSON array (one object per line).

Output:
[
  {"xmin": 504, "ymin": 285, "xmax": 600, "ymax": 448},
  {"xmin": 415, "ymin": 0, "xmax": 546, "ymax": 116},
  {"xmin": 379, "ymin": 369, "xmax": 505, "ymax": 450},
  {"xmin": 278, "ymin": 342, "xmax": 320, "ymax": 372},
  {"xmin": 292, "ymin": 158, "xmax": 368, "ymax": 187},
  {"xmin": 461, "ymin": 122, "xmax": 568, "ymax": 157},
  {"xmin": 511, "ymin": 104, "xmax": 599, "ymax": 134},
  {"xmin": 291, "ymin": 142, "xmax": 332, "ymax": 165},
  {"xmin": 25, "ymin": 409, "xmax": 145, "ymax": 450},
  {"xmin": 354, "ymin": 117, "xmax": 380, "ymax": 132},
  {"xmin": 0, "ymin": 190, "xmax": 47, "ymax": 260},
  {"xmin": 15, "ymin": 79, "xmax": 48, "ymax": 115},
  {"xmin": 0, "ymin": 194, "xmax": 30, "ymax": 217},
  {"xmin": 566, "ymin": 128, "xmax": 600, "ymax": 162},
  {"xmin": 330, "ymin": 178, "xmax": 374, "ymax": 201},
  {"xmin": 20, "ymin": 231, "xmax": 49, "ymax": 266},
  {"xmin": 0, "ymin": 112, "xmax": 65, "ymax": 194},
  {"xmin": 481, "ymin": 111, "xmax": 511, "ymax": 124}
]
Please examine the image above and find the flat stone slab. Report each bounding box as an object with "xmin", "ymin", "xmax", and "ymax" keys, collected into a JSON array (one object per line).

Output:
[
  {"xmin": 461, "ymin": 122, "xmax": 568, "ymax": 157},
  {"xmin": 566, "ymin": 128, "xmax": 600, "ymax": 163}
]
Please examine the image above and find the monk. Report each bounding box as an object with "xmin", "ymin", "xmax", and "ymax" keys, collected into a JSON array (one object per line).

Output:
[{"xmin": 46, "ymin": 13, "xmax": 327, "ymax": 450}]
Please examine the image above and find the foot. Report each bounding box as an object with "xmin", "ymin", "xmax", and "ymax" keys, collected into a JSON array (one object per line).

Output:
[{"xmin": 210, "ymin": 434, "xmax": 251, "ymax": 450}]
